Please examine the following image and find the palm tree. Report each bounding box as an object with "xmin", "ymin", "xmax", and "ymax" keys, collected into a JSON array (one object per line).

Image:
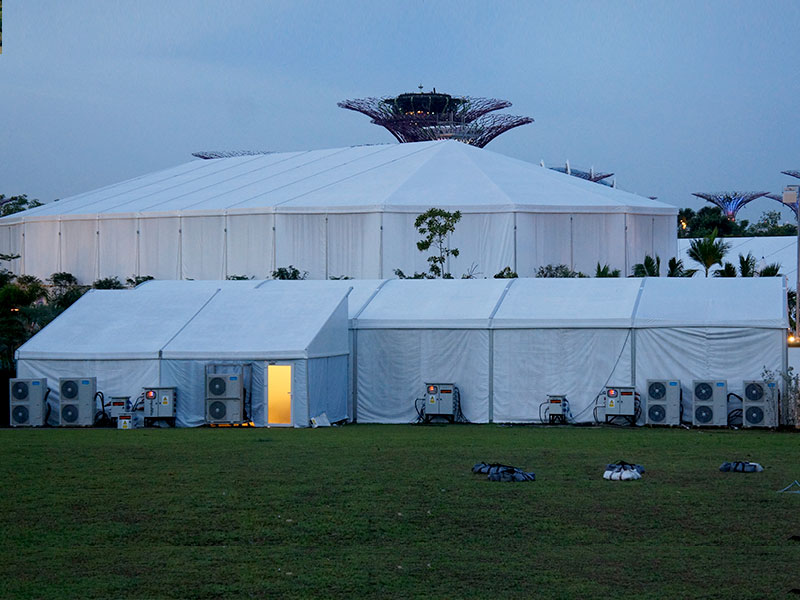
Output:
[
  {"xmin": 667, "ymin": 257, "xmax": 696, "ymax": 277},
  {"xmin": 738, "ymin": 252, "xmax": 757, "ymax": 277},
  {"xmin": 687, "ymin": 229, "xmax": 730, "ymax": 277},
  {"xmin": 758, "ymin": 263, "xmax": 782, "ymax": 277},
  {"xmin": 713, "ymin": 262, "xmax": 737, "ymax": 277},
  {"xmin": 632, "ymin": 255, "xmax": 661, "ymax": 277},
  {"xmin": 595, "ymin": 262, "xmax": 621, "ymax": 277}
]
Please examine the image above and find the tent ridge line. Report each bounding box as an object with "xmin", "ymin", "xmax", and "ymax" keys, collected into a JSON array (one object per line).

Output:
[
  {"xmin": 350, "ymin": 279, "xmax": 390, "ymax": 328},
  {"xmin": 630, "ymin": 278, "xmax": 647, "ymax": 327},
  {"xmin": 157, "ymin": 288, "xmax": 222, "ymax": 354}
]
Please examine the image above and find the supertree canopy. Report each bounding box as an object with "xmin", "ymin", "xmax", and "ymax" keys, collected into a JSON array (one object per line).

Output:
[
  {"xmin": 546, "ymin": 161, "xmax": 614, "ymax": 186},
  {"xmin": 338, "ymin": 88, "xmax": 533, "ymax": 148},
  {"xmin": 691, "ymin": 191, "xmax": 768, "ymax": 221},
  {"xmin": 766, "ymin": 193, "xmax": 798, "ymax": 217},
  {"xmin": 782, "ymin": 170, "xmax": 800, "ymax": 180}
]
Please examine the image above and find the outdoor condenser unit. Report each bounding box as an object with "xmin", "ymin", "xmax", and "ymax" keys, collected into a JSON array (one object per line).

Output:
[
  {"xmin": 142, "ymin": 387, "xmax": 177, "ymax": 427},
  {"xmin": 742, "ymin": 380, "xmax": 778, "ymax": 428},
  {"xmin": 645, "ymin": 379, "xmax": 681, "ymax": 426},
  {"xmin": 205, "ymin": 372, "xmax": 244, "ymax": 424},
  {"xmin": 9, "ymin": 378, "xmax": 48, "ymax": 427},
  {"xmin": 692, "ymin": 380, "xmax": 727, "ymax": 427},
  {"xmin": 58, "ymin": 377, "xmax": 96, "ymax": 427}
]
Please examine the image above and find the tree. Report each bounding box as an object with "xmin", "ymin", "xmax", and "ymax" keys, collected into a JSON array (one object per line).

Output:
[
  {"xmin": 678, "ymin": 206, "xmax": 749, "ymax": 238},
  {"xmin": 126, "ymin": 275, "xmax": 154, "ymax": 288},
  {"xmin": 413, "ymin": 208, "xmax": 462, "ymax": 278},
  {"xmin": 687, "ymin": 229, "xmax": 730, "ymax": 277},
  {"xmin": 92, "ymin": 276, "xmax": 126, "ymax": 289},
  {"xmin": 713, "ymin": 262, "xmax": 737, "ymax": 277},
  {"xmin": 48, "ymin": 272, "xmax": 87, "ymax": 310},
  {"xmin": 536, "ymin": 264, "xmax": 586, "ymax": 278},
  {"xmin": 493, "ymin": 266, "xmax": 518, "ymax": 279},
  {"xmin": 595, "ymin": 263, "xmax": 620, "ymax": 278},
  {"xmin": 746, "ymin": 210, "xmax": 796, "ymax": 237},
  {"xmin": 272, "ymin": 266, "xmax": 307, "ymax": 280},
  {"xmin": 0, "ymin": 194, "xmax": 44, "ymax": 217},
  {"xmin": 632, "ymin": 255, "xmax": 661, "ymax": 277},
  {"xmin": 667, "ymin": 257, "xmax": 696, "ymax": 277}
]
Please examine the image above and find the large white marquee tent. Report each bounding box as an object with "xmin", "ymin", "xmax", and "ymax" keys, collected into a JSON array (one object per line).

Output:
[
  {"xmin": 16, "ymin": 278, "xmax": 788, "ymax": 427},
  {"xmin": 0, "ymin": 141, "xmax": 677, "ymax": 282}
]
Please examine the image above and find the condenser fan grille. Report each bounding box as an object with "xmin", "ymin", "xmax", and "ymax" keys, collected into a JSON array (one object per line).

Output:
[
  {"xmin": 208, "ymin": 377, "xmax": 227, "ymax": 397},
  {"xmin": 61, "ymin": 380, "xmax": 79, "ymax": 400},
  {"xmin": 745, "ymin": 406, "xmax": 765, "ymax": 424},
  {"xmin": 11, "ymin": 382, "xmax": 29, "ymax": 400},
  {"xmin": 61, "ymin": 404, "xmax": 79, "ymax": 423},
  {"xmin": 694, "ymin": 383, "xmax": 713, "ymax": 401},
  {"xmin": 648, "ymin": 404, "xmax": 666, "ymax": 422},
  {"xmin": 208, "ymin": 401, "xmax": 227, "ymax": 420},
  {"xmin": 695, "ymin": 405, "xmax": 713, "ymax": 424},
  {"xmin": 648, "ymin": 382, "xmax": 666, "ymax": 400},
  {"xmin": 745, "ymin": 383, "xmax": 764, "ymax": 402},
  {"xmin": 12, "ymin": 405, "xmax": 29, "ymax": 424}
]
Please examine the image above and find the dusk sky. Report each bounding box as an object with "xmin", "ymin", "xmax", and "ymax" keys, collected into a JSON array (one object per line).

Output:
[{"xmin": 1, "ymin": 1, "xmax": 799, "ymax": 223}]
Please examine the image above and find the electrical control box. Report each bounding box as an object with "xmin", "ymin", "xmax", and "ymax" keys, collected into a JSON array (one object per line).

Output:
[
  {"xmin": 107, "ymin": 397, "xmax": 131, "ymax": 419},
  {"xmin": 603, "ymin": 386, "xmax": 636, "ymax": 416},
  {"xmin": 117, "ymin": 413, "xmax": 137, "ymax": 429},
  {"xmin": 425, "ymin": 383, "xmax": 456, "ymax": 418},
  {"xmin": 546, "ymin": 395, "xmax": 568, "ymax": 424},
  {"xmin": 142, "ymin": 387, "xmax": 177, "ymax": 426}
]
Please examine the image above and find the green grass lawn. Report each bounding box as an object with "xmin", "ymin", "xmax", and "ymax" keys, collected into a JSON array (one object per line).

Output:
[{"xmin": 0, "ymin": 425, "xmax": 798, "ymax": 599}]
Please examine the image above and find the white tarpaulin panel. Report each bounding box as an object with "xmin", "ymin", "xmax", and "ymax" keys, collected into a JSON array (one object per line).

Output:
[
  {"xmin": 275, "ymin": 213, "xmax": 326, "ymax": 279},
  {"xmin": 634, "ymin": 327, "xmax": 785, "ymax": 413},
  {"xmin": 355, "ymin": 279, "xmax": 509, "ymax": 329},
  {"xmin": 492, "ymin": 278, "xmax": 641, "ymax": 328},
  {"xmin": 635, "ymin": 277, "xmax": 787, "ymax": 328},
  {"xmin": 17, "ymin": 358, "xmax": 159, "ymax": 426},
  {"xmin": 515, "ymin": 213, "xmax": 573, "ymax": 275},
  {"xmin": 0, "ymin": 223, "xmax": 22, "ymax": 272},
  {"xmin": 381, "ymin": 212, "xmax": 429, "ymax": 278},
  {"xmin": 98, "ymin": 217, "xmax": 138, "ymax": 279},
  {"xmin": 181, "ymin": 215, "xmax": 225, "ymax": 280},
  {"xmin": 572, "ymin": 213, "xmax": 627, "ymax": 275},
  {"xmin": 16, "ymin": 288, "xmax": 219, "ymax": 360},
  {"xmin": 449, "ymin": 212, "xmax": 515, "ymax": 278},
  {"xmin": 60, "ymin": 218, "xmax": 98, "ymax": 283},
  {"xmin": 226, "ymin": 213, "xmax": 274, "ymax": 279},
  {"xmin": 138, "ymin": 216, "xmax": 180, "ymax": 279},
  {"xmin": 492, "ymin": 328, "xmax": 633, "ymax": 423},
  {"xmin": 356, "ymin": 329, "xmax": 490, "ymax": 423},
  {"xmin": 308, "ymin": 355, "xmax": 348, "ymax": 423},
  {"xmin": 326, "ymin": 213, "xmax": 382, "ymax": 279},
  {"xmin": 22, "ymin": 220, "xmax": 60, "ymax": 279}
]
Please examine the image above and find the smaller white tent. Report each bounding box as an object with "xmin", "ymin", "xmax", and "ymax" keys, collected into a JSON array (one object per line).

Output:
[{"xmin": 16, "ymin": 283, "xmax": 350, "ymax": 427}]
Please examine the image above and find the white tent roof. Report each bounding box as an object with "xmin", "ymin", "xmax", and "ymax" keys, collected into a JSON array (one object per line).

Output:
[
  {"xmin": 5, "ymin": 141, "xmax": 676, "ymax": 220},
  {"xmin": 17, "ymin": 284, "xmax": 350, "ymax": 361},
  {"xmin": 491, "ymin": 278, "xmax": 644, "ymax": 328},
  {"xmin": 633, "ymin": 277, "xmax": 787, "ymax": 328},
  {"xmin": 353, "ymin": 279, "xmax": 511, "ymax": 329}
]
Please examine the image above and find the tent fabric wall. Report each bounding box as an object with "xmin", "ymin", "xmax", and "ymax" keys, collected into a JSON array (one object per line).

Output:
[
  {"xmin": 17, "ymin": 358, "xmax": 158, "ymax": 426},
  {"xmin": 0, "ymin": 140, "xmax": 677, "ymax": 282},
  {"xmin": 355, "ymin": 329, "xmax": 490, "ymax": 423},
  {"xmin": 308, "ymin": 355, "xmax": 348, "ymax": 423}
]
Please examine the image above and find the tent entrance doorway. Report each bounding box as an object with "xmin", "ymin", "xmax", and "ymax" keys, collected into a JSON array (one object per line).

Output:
[{"xmin": 268, "ymin": 364, "xmax": 292, "ymax": 425}]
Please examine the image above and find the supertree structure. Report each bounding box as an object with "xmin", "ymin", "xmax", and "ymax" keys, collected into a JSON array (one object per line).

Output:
[
  {"xmin": 192, "ymin": 150, "xmax": 274, "ymax": 160},
  {"xmin": 546, "ymin": 161, "xmax": 614, "ymax": 186},
  {"xmin": 338, "ymin": 88, "xmax": 533, "ymax": 148},
  {"xmin": 691, "ymin": 191, "xmax": 768, "ymax": 221},
  {"xmin": 782, "ymin": 170, "xmax": 800, "ymax": 180},
  {"xmin": 766, "ymin": 192, "xmax": 799, "ymax": 217}
]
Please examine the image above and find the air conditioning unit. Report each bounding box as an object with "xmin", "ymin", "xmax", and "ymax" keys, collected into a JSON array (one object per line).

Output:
[
  {"xmin": 742, "ymin": 380, "xmax": 778, "ymax": 428},
  {"xmin": 692, "ymin": 379, "xmax": 727, "ymax": 427},
  {"xmin": 206, "ymin": 374, "xmax": 242, "ymax": 400},
  {"xmin": 205, "ymin": 372, "xmax": 244, "ymax": 424},
  {"xmin": 645, "ymin": 379, "xmax": 681, "ymax": 426},
  {"xmin": 58, "ymin": 377, "xmax": 97, "ymax": 427},
  {"xmin": 142, "ymin": 387, "xmax": 177, "ymax": 426},
  {"xmin": 9, "ymin": 378, "xmax": 48, "ymax": 427}
]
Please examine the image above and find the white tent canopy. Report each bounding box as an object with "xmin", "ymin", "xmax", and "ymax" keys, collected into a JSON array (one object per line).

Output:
[
  {"xmin": 16, "ymin": 277, "xmax": 787, "ymax": 427},
  {"xmin": 16, "ymin": 283, "xmax": 351, "ymax": 427},
  {"xmin": 0, "ymin": 141, "xmax": 677, "ymax": 281}
]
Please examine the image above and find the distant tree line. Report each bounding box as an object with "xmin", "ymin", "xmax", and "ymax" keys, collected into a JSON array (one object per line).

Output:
[{"xmin": 679, "ymin": 206, "xmax": 796, "ymax": 238}]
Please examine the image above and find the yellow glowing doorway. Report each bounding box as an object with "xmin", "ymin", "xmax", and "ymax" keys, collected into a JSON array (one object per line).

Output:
[{"xmin": 268, "ymin": 364, "xmax": 292, "ymax": 425}]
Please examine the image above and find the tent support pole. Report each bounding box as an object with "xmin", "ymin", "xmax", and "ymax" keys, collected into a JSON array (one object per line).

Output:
[
  {"xmin": 488, "ymin": 329, "xmax": 494, "ymax": 423},
  {"xmin": 630, "ymin": 328, "xmax": 636, "ymax": 387}
]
